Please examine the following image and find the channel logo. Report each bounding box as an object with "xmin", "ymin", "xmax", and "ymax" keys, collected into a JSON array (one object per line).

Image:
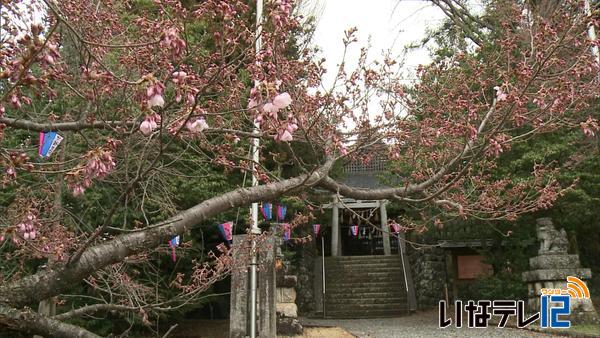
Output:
[
  {"xmin": 439, "ymin": 276, "xmax": 590, "ymax": 329},
  {"xmin": 566, "ymin": 276, "xmax": 590, "ymax": 299}
]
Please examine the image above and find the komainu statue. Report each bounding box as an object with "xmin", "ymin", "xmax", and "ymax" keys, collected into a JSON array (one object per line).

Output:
[{"xmin": 536, "ymin": 218, "xmax": 568, "ymax": 255}]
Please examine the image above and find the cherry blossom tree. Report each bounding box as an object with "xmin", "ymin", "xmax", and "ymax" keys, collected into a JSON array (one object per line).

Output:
[{"xmin": 0, "ymin": 0, "xmax": 598, "ymax": 336}]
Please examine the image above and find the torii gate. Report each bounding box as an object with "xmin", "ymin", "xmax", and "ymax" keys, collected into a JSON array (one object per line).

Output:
[{"xmin": 322, "ymin": 196, "xmax": 392, "ymax": 256}]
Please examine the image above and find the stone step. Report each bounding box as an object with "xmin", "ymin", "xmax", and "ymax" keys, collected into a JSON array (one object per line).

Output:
[
  {"xmin": 325, "ymin": 257, "xmax": 402, "ymax": 262},
  {"xmin": 325, "ymin": 259, "xmax": 401, "ymax": 263},
  {"xmin": 324, "ymin": 302, "xmax": 408, "ymax": 313},
  {"xmin": 326, "ymin": 270, "xmax": 403, "ymax": 278},
  {"xmin": 323, "ymin": 308, "xmax": 409, "ymax": 318},
  {"xmin": 326, "ymin": 255, "xmax": 400, "ymax": 259},
  {"xmin": 325, "ymin": 296, "xmax": 407, "ymax": 305},
  {"xmin": 325, "ymin": 279, "xmax": 405, "ymax": 286},
  {"xmin": 320, "ymin": 255, "xmax": 410, "ymax": 318},
  {"xmin": 326, "ymin": 276, "xmax": 403, "ymax": 284},
  {"xmin": 326, "ymin": 271, "xmax": 404, "ymax": 277},
  {"xmin": 325, "ymin": 265, "xmax": 404, "ymax": 272},
  {"xmin": 324, "ymin": 288, "xmax": 406, "ymax": 296}
]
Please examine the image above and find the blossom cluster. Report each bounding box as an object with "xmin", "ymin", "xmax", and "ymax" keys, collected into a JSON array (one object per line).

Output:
[{"xmin": 66, "ymin": 140, "xmax": 120, "ymax": 196}]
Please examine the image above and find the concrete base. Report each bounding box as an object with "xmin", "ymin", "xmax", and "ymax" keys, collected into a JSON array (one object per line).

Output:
[
  {"xmin": 229, "ymin": 234, "xmax": 277, "ymax": 338},
  {"xmin": 523, "ymin": 254, "xmax": 598, "ymax": 324}
]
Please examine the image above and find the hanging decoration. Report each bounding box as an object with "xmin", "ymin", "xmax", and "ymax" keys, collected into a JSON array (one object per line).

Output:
[
  {"xmin": 39, "ymin": 131, "xmax": 64, "ymax": 158},
  {"xmin": 168, "ymin": 235, "xmax": 180, "ymax": 262},
  {"xmin": 312, "ymin": 224, "xmax": 321, "ymax": 237},
  {"xmin": 350, "ymin": 225, "xmax": 359, "ymax": 237},
  {"xmin": 218, "ymin": 221, "xmax": 233, "ymax": 243},
  {"xmin": 282, "ymin": 223, "xmax": 291, "ymax": 242},
  {"xmin": 260, "ymin": 202, "xmax": 272, "ymax": 220},
  {"xmin": 390, "ymin": 221, "xmax": 401, "ymax": 234},
  {"xmin": 276, "ymin": 204, "xmax": 287, "ymax": 221}
]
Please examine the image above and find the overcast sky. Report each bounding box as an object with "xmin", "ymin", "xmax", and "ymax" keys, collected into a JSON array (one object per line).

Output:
[{"xmin": 309, "ymin": 0, "xmax": 448, "ymax": 87}]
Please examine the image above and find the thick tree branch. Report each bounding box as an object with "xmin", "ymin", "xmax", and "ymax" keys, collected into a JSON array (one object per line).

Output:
[
  {"xmin": 53, "ymin": 303, "xmax": 142, "ymax": 321},
  {"xmin": 0, "ymin": 304, "xmax": 100, "ymax": 338},
  {"xmin": 0, "ymin": 116, "xmax": 265, "ymax": 139},
  {"xmin": 0, "ymin": 116, "xmax": 135, "ymax": 132},
  {"xmin": 0, "ymin": 160, "xmax": 333, "ymax": 308}
]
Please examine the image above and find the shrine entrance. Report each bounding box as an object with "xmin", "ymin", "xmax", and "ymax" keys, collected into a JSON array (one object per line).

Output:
[{"xmin": 322, "ymin": 197, "xmax": 402, "ymax": 256}]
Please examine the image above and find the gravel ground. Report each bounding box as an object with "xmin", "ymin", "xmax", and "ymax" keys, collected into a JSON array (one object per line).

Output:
[{"xmin": 300, "ymin": 310, "xmax": 558, "ymax": 338}]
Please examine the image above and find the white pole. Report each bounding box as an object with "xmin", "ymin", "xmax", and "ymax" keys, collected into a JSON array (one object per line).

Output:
[
  {"xmin": 584, "ymin": 0, "xmax": 599, "ymax": 65},
  {"xmin": 249, "ymin": 0, "xmax": 263, "ymax": 337}
]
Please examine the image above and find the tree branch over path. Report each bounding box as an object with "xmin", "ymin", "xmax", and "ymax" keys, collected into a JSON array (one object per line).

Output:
[
  {"xmin": 0, "ymin": 159, "xmax": 333, "ymax": 308},
  {"xmin": 0, "ymin": 304, "xmax": 100, "ymax": 338}
]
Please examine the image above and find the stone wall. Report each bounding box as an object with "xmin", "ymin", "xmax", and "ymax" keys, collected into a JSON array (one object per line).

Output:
[
  {"xmin": 408, "ymin": 246, "xmax": 446, "ymax": 309},
  {"xmin": 286, "ymin": 228, "xmax": 318, "ymax": 315}
]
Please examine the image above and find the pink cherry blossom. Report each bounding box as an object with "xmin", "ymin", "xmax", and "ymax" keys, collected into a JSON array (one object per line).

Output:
[
  {"xmin": 272, "ymin": 92, "xmax": 292, "ymax": 110},
  {"xmin": 262, "ymin": 102, "xmax": 277, "ymax": 114},
  {"xmin": 186, "ymin": 117, "xmax": 209, "ymax": 133},
  {"xmin": 139, "ymin": 114, "xmax": 160, "ymax": 135},
  {"xmin": 146, "ymin": 83, "xmax": 166, "ymax": 108},
  {"xmin": 276, "ymin": 129, "xmax": 293, "ymax": 142},
  {"xmin": 161, "ymin": 28, "xmax": 186, "ymax": 57},
  {"xmin": 172, "ymin": 71, "xmax": 187, "ymax": 84},
  {"xmin": 494, "ymin": 86, "xmax": 508, "ymax": 102},
  {"xmin": 10, "ymin": 94, "xmax": 21, "ymax": 108},
  {"xmin": 15, "ymin": 212, "xmax": 40, "ymax": 241},
  {"xmin": 580, "ymin": 116, "xmax": 599, "ymax": 137},
  {"xmin": 72, "ymin": 185, "xmax": 85, "ymax": 196},
  {"xmin": 248, "ymin": 98, "xmax": 258, "ymax": 109},
  {"xmin": 286, "ymin": 122, "xmax": 298, "ymax": 133},
  {"xmin": 148, "ymin": 94, "xmax": 165, "ymax": 107},
  {"xmin": 6, "ymin": 167, "xmax": 16, "ymax": 178},
  {"xmin": 139, "ymin": 120, "xmax": 154, "ymax": 135}
]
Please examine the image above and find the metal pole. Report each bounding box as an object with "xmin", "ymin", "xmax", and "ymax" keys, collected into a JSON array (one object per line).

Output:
[
  {"xmin": 584, "ymin": 0, "xmax": 599, "ymax": 65},
  {"xmin": 321, "ymin": 236, "xmax": 326, "ymax": 318},
  {"xmin": 398, "ymin": 235, "xmax": 409, "ymax": 314},
  {"xmin": 249, "ymin": 1, "xmax": 263, "ymax": 337}
]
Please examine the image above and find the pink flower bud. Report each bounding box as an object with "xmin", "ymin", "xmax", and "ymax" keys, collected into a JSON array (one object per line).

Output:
[
  {"xmin": 276, "ymin": 129, "xmax": 293, "ymax": 142},
  {"xmin": 286, "ymin": 123, "xmax": 298, "ymax": 133},
  {"xmin": 44, "ymin": 54, "xmax": 55, "ymax": 65},
  {"xmin": 172, "ymin": 71, "xmax": 187, "ymax": 84},
  {"xmin": 148, "ymin": 94, "xmax": 165, "ymax": 108},
  {"xmin": 140, "ymin": 119, "xmax": 158, "ymax": 135},
  {"xmin": 23, "ymin": 232, "xmax": 29, "ymax": 240},
  {"xmin": 186, "ymin": 92, "xmax": 195, "ymax": 105},
  {"xmin": 29, "ymin": 231, "xmax": 36, "ymax": 239},
  {"xmin": 272, "ymin": 92, "xmax": 292, "ymax": 110},
  {"xmin": 248, "ymin": 99, "xmax": 258, "ymax": 109},
  {"xmin": 73, "ymin": 185, "xmax": 85, "ymax": 196},
  {"xmin": 262, "ymin": 102, "xmax": 278, "ymax": 114},
  {"xmin": 186, "ymin": 118, "xmax": 209, "ymax": 133},
  {"xmin": 146, "ymin": 86, "xmax": 156, "ymax": 97},
  {"xmin": 494, "ymin": 86, "xmax": 507, "ymax": 102}
]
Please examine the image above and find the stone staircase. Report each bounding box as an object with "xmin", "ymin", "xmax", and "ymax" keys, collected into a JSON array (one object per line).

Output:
[{"xmin": 323, "ymin": 255, "xmax": 409, "ymax": 318}]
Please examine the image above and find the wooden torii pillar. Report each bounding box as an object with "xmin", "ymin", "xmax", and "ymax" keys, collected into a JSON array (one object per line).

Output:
[
  {"xmin": 380, "ymin": 200, "xmax": 391, "ymax": 256},
  {"xmin": 331, "ymin": 196, "xmax": 341, "ymax": 256}
]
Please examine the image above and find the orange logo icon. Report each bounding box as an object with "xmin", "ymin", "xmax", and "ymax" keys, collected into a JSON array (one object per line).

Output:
[{"xmin": 565, "ymin": 276, "xmax": 590, "ymax": 299}]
